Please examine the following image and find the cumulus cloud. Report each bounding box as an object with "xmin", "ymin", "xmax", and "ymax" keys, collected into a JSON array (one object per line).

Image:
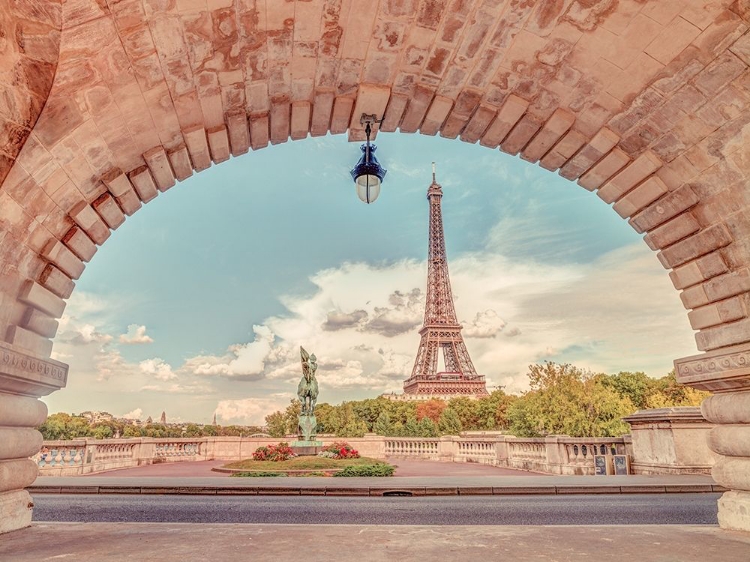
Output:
[
  {"xmin": 362, "ymin": 288, "xmax": 423, "ymax": 336},
  {"xmin": 56, "ymin": 324, "xmax": 113, "ymax": 346},
  {"xmin": 122, "ymin": 408, "xmax": 143, "ymax": 420},
  {"xmin": 139, "ymin": 358, "xmax": 177, "ymax": 381},
  {"xmin": 215, "ymin": 395, "xmax": 293, "ymax": 425},
  {"xmin": 322, "ymin": 309, "xmax": 368, "ymax": 331},
  {"xmin": 462, "ymin": 309, "xmax": 507, "ymax": 338},
  {"xmin": 184, "ymin": 325, "xmax": 276, "ymax": 380},
  {"xmin": 119, "ymin": 324, "xmax": 154, "ymax": 345}
]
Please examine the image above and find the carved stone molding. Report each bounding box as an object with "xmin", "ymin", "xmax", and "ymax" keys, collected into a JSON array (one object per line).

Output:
[
  {"xmin": 0, "ymin": 341, "xmax": 68, "ymax": 397},
  {"xmin": 675, "ymin": 343, "xmax": 750, "ymax": 392}
]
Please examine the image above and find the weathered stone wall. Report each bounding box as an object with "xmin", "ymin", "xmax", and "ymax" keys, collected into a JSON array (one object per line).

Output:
[{"xmin": 0, "ymin": 0, "xmax": 749, "ymax": 362}]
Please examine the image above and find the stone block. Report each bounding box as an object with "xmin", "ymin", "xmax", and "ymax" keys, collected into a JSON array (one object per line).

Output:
[
  {"xmin": 62, "ymin": 226, "xmax": 96, "ymax": 262},
  {"xmin": 226, "ymin": 111, "xmax": 250, "ymax": 155},
  {"xmin": 658, "ymin": 224, "xmax": 733, "ymax": 268},
  {"xmin": 540, "ymin": 129, "xmax": 587, "ymax": 171},
  {"xmin": 613, "ymin": 176, "xmax": 670, "ymax": 218},
  {"xmin": 249, "ymin": 115, "xmax": 269, "ymax": 149},
  {"xmin": 270, "ymin": 103, "xmax": 290, "ymax": 145},
  {"xmin": 21, "ymin": 308, "xmax": 58, "ymax": 339},
  {"xmin": 630, "ymin": 185, "xmax": 700, "ymax": 233},
  {"xmin": 183, "ymin": 127, "xmax": 212, "ymax": 170},
  {"xmin": 92, "ymin": 193, "xmax": 126, "ymax": 229},
  {"xmin": 0, "ymin": 394, "xmax": 47, "ymax": 428},
  {"xmin": 168, "ymin": 145, "xmax": 193, "ymax": 181},
  {"xmin": 18, "ymin": 280, "xmax": 65, "ymax": 318},
  {"xmin": 143, "ymin": 146, "xmax": 176, "ymax": 190},
  {"xmin": 379, "ymin": 93, "xmax": 408, "ymax": 133},
  {"xmin": 330, "ymin": 97, "xmax": 354, "ymax": 135},
  {"xmin": 598, "ymin": 151, "xmax": 663, "ymax": 204},
  {"xmin": 578, "ymin": 148, "xmax": 629, "ymax": 191},
  {"xmin": 479, "ymin": 94, "xmax": 528, "ymax": 148},
  {"xmin": 688, "ymin": 296, "xmax": 747, "ymax": 329},
  {"xmin": 207, "ymin": 126, "xmax": 231, "ymax": 163},
  {"xmin": 459, "ymin": 105, "xmax": 497, "ymax": 144},
  {"xmin": 694, "ymin": 51, "xmax": 747, "ymax": 95},
  {"xmin": 696, "ymin": 317, "xmax": 750, "ymax": 350},
  {"xmin": 102, "ymin": 172, "xmax": 134, "ymax": 198},
  {"xmin": 129, "ymin": 167, "xmax": 159, "ymax": 203},
  {"xmin": 644, "ymin": 17, "xmax": 702, "ymax": 65},
  {"xmin": 718, "ymin": 490, "xmax": 750, "ymax": 532},
  {"xmin": 704, "ymin": 268, "xmax": 750, "ymax": 302},
  {"xmin": 39, "ymin": 265, "xmax": 74, "ymax": 299},
  {"xmin": 0, "ymin": 490, "xmax": 33, "ymax": 535},
  {"xmin": 420, "ymin": 95, "xmax": 453, "ymax": 136},
  {"xmin": 41, "ymin": 239, "xmax": 84, "ymax": 280},
  {"xmin": 69, "ymin": 201, "xmax": 110, "ymax": 245},
  {"xmin": 560, "ymin": 128, "xmax": 619, "ymax": 180},
  {"xmin": 501, "ymin": 113, "xmax": 543, "ymax": 156},
  {"xmin": 520, "ymin": 108, "xmax": 575, "ymax": 163},
  {"xmin": 644, "ymin": 212, "xmax": 701, "ymax": 250},
  {"xmin": 400, "ymin": 86, "xmax": 434, "ymax": 134},
  {"xmin": 115, "ymin": 190, "xmax": 141, "ymax": 216},
  {"xmin": 290, "ymin": 102, "xmax": 311, "ymax": 140},
  {"xmin": 348, "ymin": 84, "xmax": 391, "ymax": 139},
  {"xmin": 7, "ymin": 325, "xmax": 52, "ymax": 357},
  {"xmin": 310, "ymin": 91, "xmax": 335, "ymax": 136},
  {"xmin": 680, "ymin": 283, "xmax": 710, "ymax": 309}
]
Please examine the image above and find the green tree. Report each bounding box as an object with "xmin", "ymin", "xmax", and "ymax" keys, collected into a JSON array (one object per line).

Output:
[
  {"xmin": 447, "ymin": 397, "xmax": 480, "ymax": 429},
  {"xmin": 438, "ymin": 408, "xmax": 463, "ymax": 435},
  {"xmin": 122, "ymin": 425, "xmax": 142, "ymax": 438},
  {"xmin": 418, "ymin": 416, "xmax": 438, "ymax": 437},
  {"xmin": 403, "ymin": 417, "xmax": 420, "ymax": 437},
  {"xmin": 337, "ymin": 419, "xmax": 368, "ymax": 438},
  {"xmin": 600, "ymin": 371, "xmax": 658, "ymax": 410},
  {"xmin": 91, "ymin": 424, "xmax": 113, "ymax": 439},
  {"xmin": 373, "ymin": 411, "xmax": 393, "ymax": 436},
  {"xmin": 265, "ymin": 411, "xmax": 287, "ymax": 438},
  {"xmin": 508, "ymin": 362, "xmax": 633, "ymax": 438},
  {"xmin": 184, "ymin": 423, "xmax": 202, "ymax": 437},
  {"xmin": 646, "ymin": 371, "xmax": 710, "ymax": 408}
]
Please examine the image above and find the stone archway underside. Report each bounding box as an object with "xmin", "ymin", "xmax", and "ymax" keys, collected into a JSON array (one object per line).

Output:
[{"xmin": 1, "ymin": 0, "xmax": 750, "ymax": 533}]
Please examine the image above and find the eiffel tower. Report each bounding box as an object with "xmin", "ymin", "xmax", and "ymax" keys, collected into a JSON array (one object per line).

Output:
[{"xmin": 403, "ymin": 164, "xmax": 488, "ymax": 397}]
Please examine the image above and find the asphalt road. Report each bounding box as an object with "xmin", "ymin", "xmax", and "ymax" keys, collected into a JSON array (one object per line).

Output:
[{"xmin": 32, "ymin": 493, "xmax": 720, "ymax": 525}]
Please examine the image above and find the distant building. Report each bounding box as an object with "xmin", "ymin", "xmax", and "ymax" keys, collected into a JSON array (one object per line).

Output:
[{"xmin": 160, "ymin": 411, "xmax": 166, "ymax": 424}]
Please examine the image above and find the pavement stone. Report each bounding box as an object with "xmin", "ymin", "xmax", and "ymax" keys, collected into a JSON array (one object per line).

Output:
[{"xmin": 2, "ymin": 523, "xmax": 749, "ymax": 561}]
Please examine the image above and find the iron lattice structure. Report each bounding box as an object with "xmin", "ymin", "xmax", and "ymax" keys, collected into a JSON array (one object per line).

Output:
[{"xmin": 403, "ymin": 169, "xmax": 488, "ymax": 397}]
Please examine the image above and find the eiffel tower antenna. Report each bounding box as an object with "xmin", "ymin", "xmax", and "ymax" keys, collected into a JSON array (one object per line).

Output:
[{"xmin": 402, "ymin": 165, "xmax": 488, "ymax": 397}]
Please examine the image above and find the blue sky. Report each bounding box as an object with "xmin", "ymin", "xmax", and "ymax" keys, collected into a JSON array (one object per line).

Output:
[{"xmin": 46, "ymin": 133, "xmax": 697, "ymax": 424}]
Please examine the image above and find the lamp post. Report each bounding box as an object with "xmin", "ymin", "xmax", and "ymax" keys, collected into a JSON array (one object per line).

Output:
[{"xmin": 350, "ymin": 113, "xmax": 387, "ymax": 204}]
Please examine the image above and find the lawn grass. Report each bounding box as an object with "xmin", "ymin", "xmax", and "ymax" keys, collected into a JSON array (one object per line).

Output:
[{"xmin": 224, "ymin": 456, "xmax": 390, "ymax": 471}]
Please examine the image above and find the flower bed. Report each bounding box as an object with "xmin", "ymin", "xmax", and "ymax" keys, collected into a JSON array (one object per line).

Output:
[
  {"xmin": 252, "ymin": 442, "xmax": 295, "ymax": 462},
  {"xmin": 318, "ymin": 441, "xmax": 360, "ymax": 459}
]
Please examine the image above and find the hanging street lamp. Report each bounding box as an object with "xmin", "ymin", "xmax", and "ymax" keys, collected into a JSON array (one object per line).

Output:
[{"xmin": 350, "ymin": 113, "xmax": 387, "ymax": 204}]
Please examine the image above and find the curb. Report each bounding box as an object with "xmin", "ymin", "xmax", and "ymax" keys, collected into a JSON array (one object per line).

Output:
[{"xmin": 27, "ymin": 484, "xmax": 727, "ymax": 496}]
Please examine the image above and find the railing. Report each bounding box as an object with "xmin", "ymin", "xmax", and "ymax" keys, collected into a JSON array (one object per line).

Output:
[
  {"xmin": 32, "ymin": 434, "xmax": 634, "ymax": 476},
  {"xmin": 384, "ymin": 438, "xmax": 440, "ymax": 458}
]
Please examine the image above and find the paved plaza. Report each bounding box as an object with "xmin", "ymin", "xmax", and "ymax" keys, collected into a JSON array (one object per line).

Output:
[{"xmin": 3, "ymin": 523, "xmax": 749, "ymax": 562}]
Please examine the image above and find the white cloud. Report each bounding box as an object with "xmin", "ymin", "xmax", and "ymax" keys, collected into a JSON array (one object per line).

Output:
[
  {"xmin": 184, "ymin": 325, "xmax": 276, "ymax": 380},
  {"xmin": 119, "ymin": 324, "xmax": 154, "ymax": 345},
  {"xmin": 463, "ymin": 309, "xmax": 507, "ymax": 338},
  {"xmin": 215, "ymin": 395, "xmax": 293, "ymax": 425},
  {"xmin": 122, "ymin": 408, "xmax": 142, "ymax": 420},
  {"xmin": 139, "ymin": 358, "xmax": 177, "ymax": 381}
]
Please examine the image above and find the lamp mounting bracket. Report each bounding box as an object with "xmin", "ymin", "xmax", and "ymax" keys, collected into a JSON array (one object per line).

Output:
[{"xmin": 359, "ymin": 113, "xmax": 385, "ymax": 126}]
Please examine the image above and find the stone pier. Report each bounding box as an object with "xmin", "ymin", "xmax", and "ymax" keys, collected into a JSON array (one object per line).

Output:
[{"xmin": 0, "ymin": 342, "xmax": 67, "ymax": 533}]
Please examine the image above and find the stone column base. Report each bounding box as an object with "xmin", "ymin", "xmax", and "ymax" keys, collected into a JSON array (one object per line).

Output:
[
  {"xmin": 0, "ymin": 490, "xmax": 33, "ymax": 534},
  {"xmin": 718, "ymin": 491, "xmax": 750, "ymax": 532}
]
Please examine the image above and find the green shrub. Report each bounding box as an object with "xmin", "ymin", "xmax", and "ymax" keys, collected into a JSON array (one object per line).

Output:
[
  {"xmin": 333, "ymin": 464, "xmax": 394, "ymax": 477},
  {"xmin": 231, "ymin": 471, "xmax": 287, "ymax": 477}
]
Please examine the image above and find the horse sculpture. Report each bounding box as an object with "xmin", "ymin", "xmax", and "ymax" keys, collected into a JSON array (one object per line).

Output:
[{"xmin": 297, "ymin": 346, "xmax": 319, "ymax": 415}]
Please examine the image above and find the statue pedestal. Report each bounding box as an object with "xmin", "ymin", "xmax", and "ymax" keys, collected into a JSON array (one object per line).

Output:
[{"xmin": 293, "ymin": 413, "xmax": 321, "ymax": 455}]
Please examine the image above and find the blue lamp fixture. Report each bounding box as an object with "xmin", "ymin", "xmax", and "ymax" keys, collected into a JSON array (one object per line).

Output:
[{"xmin": 350, "ymin": 113, "xmax": 387, "ymax": 204}]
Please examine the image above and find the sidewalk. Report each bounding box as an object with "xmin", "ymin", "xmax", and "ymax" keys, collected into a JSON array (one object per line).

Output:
[
  {"xmin": 3, "ymin": 523, "xmax": 749, "ymax": 561},
  {"xmin": 29, "ymin": 473, "xmax": 723, "ymax": 496}
]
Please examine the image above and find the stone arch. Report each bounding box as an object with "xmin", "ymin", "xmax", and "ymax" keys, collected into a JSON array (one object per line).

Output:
[{"xmin": 1, "ymin": 0, "xmax": 750, "ymax": 533}]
